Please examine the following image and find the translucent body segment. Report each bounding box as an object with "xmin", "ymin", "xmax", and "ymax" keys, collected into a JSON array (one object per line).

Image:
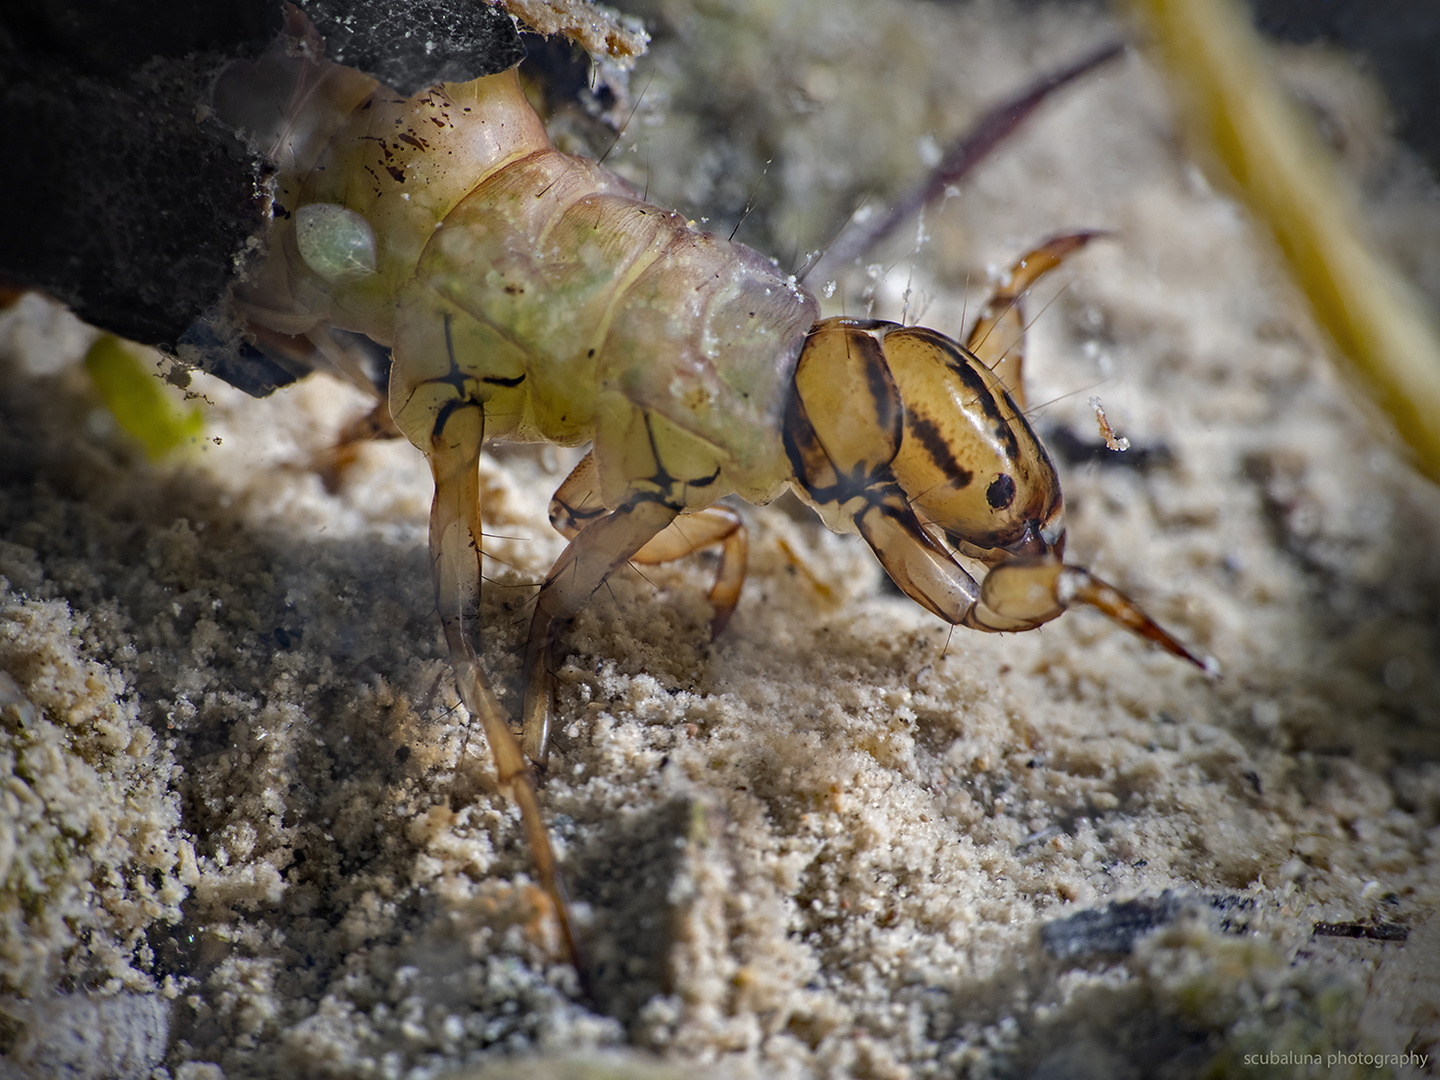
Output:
[
  {"xmin": 391, "ymin": 141, "xmax": 815, "ymax": 505},
  {"xmin": 224, "ymin": 66, "xmax": 552, "ymax": 343},
  {"xmin": 597, "ymin": 234, "xmax": 818, "ymax": 501},
  {"xmin": 302, "ymin": 72, "xmax": 551, "ymax": 291},
  {"xmin": 215, "ymin": 43, "xmax": 382, "ymax": 338},
  {"xmin": 212, "ymin": 11, "xmax": 378, "ymax": 189},
  {"xmin": 396, "ymin": 153, "xmax": 660, "ymax": 447}
]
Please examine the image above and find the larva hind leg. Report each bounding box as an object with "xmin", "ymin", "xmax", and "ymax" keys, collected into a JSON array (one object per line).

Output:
[
  {"xmin": 550, "ymin": 450, "xmax": 749, "ymax": 637},
  {"xmin": 237, "ymin": 319, "xmax": 403, "ymax": 490},
  {"xmin": 964, "ymin": 231, "xmax": 1100, "ymax": 406}
]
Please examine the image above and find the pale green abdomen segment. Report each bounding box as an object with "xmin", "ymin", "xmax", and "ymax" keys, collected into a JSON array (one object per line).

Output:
[{"xmin": 390, "ymin": 147, "xmax": 819, "ymax": 507}]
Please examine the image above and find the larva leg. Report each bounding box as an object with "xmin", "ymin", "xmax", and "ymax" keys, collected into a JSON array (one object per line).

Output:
[
  {"xmin": 547, "ymin": 451, "xmax": 608, "ymax": 536},
  {"xmin": 523, "ymin": 496, "xmax": 680, "ymax": 764},
  {"xmin": 632, "ymin": 508, "xmax": 747, "ymax": 637},
  {"xmin": 240, "ymin": 320, "xmax": 386, "ymax": 400},
  {"xmin": 849, "ymin": 490, "xmax": 988, "ymax": 626},
  {"xmin": 425, "ymin": 402, "xmax": 584, "ymax": 975},
  {"xmin": 237, "ymin": 317, "xmax": 401, "ymax": 490},
  {"xmin": 965, "ymin": 231, "xmax": 1100, "ymax": 406},
  {"xmin": 316, "ymin": 399, "xmax": 404, "ymax": 493},
  {"xmin": 979, "ymin": 559, "xmax": 1210, "ymax": 668},
  {"xmin": 856, "ymin": 491, "xmax": 1204, "ymax": 666},
  {"xmin": 550, "ymin": 451, "xmax": 749, "ymax": 637}
]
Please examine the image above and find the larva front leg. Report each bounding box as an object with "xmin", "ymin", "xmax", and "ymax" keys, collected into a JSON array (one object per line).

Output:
[
  {"xmin": 524, "ymin": 408, "xmax": 746, "ymax": 764},
  {"xmin": 522, "ymin": 495, "xmax": 679, "ymax": 764},
  {"xmin": 550, "ymin": 451, "xmax": 749, "ymax": 639}
]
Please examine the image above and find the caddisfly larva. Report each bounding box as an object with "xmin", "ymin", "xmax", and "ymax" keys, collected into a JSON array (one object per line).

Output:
[{"xmin": 214, "ymin": 11, "xmax": 1208, "ymax": 976}]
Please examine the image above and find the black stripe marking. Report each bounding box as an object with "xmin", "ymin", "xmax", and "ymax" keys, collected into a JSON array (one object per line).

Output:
[
  {"xmin": 639, "ymin": 413, "xmax": 723, "ymax": 499},
  {"xmin": 854, "ymin": 334, "xmax": 902, "ymax": 447},
  {"xmin": 932, "ymin": 332, "xmax": 1022, "ymax": 462},
  {"xmin": 908, "ymin": 413, "xmax": 974, "ymax": 489},
  {"xmin": 684, "ymin": 466, "xmax": 722, "ymax": 489},
  {"xmin": 432, "ymin": 398, "xmax": 469, "ymax": 443},
  {"xmin": 482, "ymin": 373, "xmax": 525, "ymax": 387}
]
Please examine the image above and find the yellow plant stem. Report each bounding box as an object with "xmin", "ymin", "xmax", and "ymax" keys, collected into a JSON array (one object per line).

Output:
[
  {"xmin": 1120, "ymin": 0, "xmax": 1440, "ymax": 484},
  {"xmin": 84, "ymin": 336, "xmax": 203, "ymax": 459}
]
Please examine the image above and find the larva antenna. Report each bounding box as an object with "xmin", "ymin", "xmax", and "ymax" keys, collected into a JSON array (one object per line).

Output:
[{"xmin": 803, "ymin": 40, "xmax": 1124, "ymax": 287}]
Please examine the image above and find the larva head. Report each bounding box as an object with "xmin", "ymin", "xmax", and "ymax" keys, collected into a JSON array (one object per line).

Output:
[
  {"xmin": 789, "ymin": 319, "xmax": 1210, "ymax": 672},
  {"xmin": 879, "ymin": 323, "xmax": 1065, "ymax": 564},
  {"xmin": 790, "ymin": 319, "xmax": 1064, "ymax": 564}
]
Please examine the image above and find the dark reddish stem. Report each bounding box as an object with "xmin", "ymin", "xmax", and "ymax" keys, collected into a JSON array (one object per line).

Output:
[{"xmin": 802, "ymin": 40, "xmax": 1125, "ymax": 286}]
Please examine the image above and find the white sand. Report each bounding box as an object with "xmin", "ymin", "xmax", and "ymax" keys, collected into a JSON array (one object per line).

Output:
[{"xmin": 2, "ymin": 1, "xmax": 1439, "ymax": 1077}]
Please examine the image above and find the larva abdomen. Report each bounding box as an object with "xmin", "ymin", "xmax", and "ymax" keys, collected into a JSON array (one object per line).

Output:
[{"xmin": 226, "ymin": 29, "xmax": 817, "ymax": 507}]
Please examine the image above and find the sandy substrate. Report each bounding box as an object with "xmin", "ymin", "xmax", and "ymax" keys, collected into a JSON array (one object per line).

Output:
[{"xmin": 3, "ymin": 1, "xmax": 1440, "ymax": 1077}]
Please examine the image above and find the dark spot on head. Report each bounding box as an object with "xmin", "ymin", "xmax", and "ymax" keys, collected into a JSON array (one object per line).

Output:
[
  {"xmin": 986, "ymin": 473, "xmax": 1016, "ymax": 510},
  {"xmin": 395, "ymin": 746, "xmax": 411, "ymax": 764}
]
